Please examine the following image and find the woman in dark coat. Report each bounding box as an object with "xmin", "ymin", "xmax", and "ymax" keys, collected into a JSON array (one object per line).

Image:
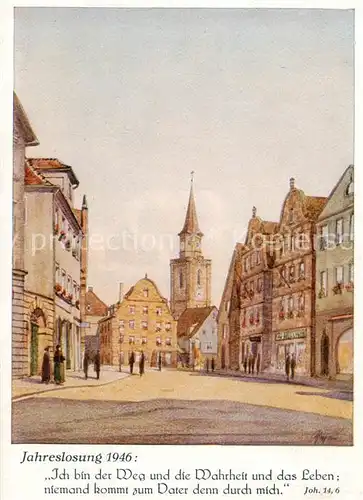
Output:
[
  {"xmin": 94, "ymin": 351, "xmax": 101, "ymax": 380},
  {"xmin": 83, "ymin": 351, "xmax": 89, "ymax": 380},
  {"xmin": 139, "ymin": 351, "xmax": 145, "ymax": 377},
  {"xmin": 54, "ymin": 345, "xmax": 65, "ymax": 384},
  {"xmin": 41, "ymin": 347, "xmax": 51, "ymax": 383}
]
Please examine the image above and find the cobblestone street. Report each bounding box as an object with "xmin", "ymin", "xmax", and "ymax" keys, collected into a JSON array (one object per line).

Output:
[{"xmin": 12, "ymin": 369, "xmax": 352, "ymax": 445}]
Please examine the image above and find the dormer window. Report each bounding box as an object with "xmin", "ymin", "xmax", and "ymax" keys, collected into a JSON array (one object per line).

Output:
[{"xmin": 143, "ymin": 288, "xmax": 149, "ymax": 298}]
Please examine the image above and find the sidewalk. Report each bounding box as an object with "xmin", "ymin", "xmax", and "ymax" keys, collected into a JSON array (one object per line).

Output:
[
  {"xmin": 12, "ymin": 366, "xmax": 129, "ymax": 401},
  {"xmin": 199, "ymin": 368, "xmax": 353, "ymax": 393}
]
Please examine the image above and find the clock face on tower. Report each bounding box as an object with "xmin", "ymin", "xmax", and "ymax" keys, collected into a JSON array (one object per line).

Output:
[{"xmin": 196, "ymin": 288, "xmax": 204, "ymax": 300}]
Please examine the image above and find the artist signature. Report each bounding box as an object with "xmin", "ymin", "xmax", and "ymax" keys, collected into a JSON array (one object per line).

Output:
[{"xmin": 312, "ymin": 430, "xmax": 336, "ymax": 444}]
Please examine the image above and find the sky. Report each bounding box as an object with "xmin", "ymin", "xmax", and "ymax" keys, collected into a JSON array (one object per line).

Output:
[{"xmin": 14, "ymin": 7, "xmax": 354, "ymax": 306}]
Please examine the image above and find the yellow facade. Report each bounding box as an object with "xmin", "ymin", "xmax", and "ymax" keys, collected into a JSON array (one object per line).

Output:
[{"xmin": 100, "ymin": 276, "xmax": 177, "ymax": 368}]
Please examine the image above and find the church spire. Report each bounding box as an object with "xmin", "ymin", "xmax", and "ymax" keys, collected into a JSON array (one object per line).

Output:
[{"xmin": 178, "ymin": 172, "xmax": 203, "ymax": 237}]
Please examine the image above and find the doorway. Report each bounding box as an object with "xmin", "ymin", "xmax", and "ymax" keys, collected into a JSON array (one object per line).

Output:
[
  {"xmin": 30, "ymin": 322, "xmax": 39, "ymax": 376},
  {"xmin": 337, "ymin": 329, "xmax": 353, "ymax": 375},
  {"xmin": 321, "ymin": 334, "xmax": 329, "ymax": 376}
]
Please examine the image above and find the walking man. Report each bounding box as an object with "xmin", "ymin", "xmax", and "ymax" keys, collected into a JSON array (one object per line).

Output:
[
  {"xmin": 129, "ymin": 351, "xmax": 135, "ymax": 375},
  {"xmin": 94, "ymin": 350, "xmax": 101, "ymax": 380},
  {"xmin": 285, "ymin": 352, "xmax": 291, "ymax": 381},
  {"xmin": 53, "ymin": 345, "xmax": 65, "ymax": 385},
  {"xmin": 206, "ymin": 358, "xmax": 210, "ymax": 373},
  {"xmin": 158, "ymin": 352, "xmax": 162, "ymax": 371},
  {"xmin": 139, "ymin": 351, "xmax": 145, "ymax": 377},
  {"xmin": 41, "ymin": 347, "xmax": 51, "ymax": 384},
  {"xmin": 243, "ymin": 356, "xmax": 248, "ymax": 374},
  {"xmin": 291, "ymin": 353, "xmax": 296, "ymax": 380},
  {"xmin": 211, "ymin": 358, "xmax": 215, "ymax": 372},
  {"xmin": 83, "ymin": 350, "xmax": 89, "ymax": 380}
]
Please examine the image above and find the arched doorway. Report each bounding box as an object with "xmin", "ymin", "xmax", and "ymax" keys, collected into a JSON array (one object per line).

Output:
[
  {"xmin": 321, "ymin": 334, "xmax": 329, "ymax": 376},
  {"xmin": 337, "ymin": 329, "xmax": 353, "ymax": 376},
  {"xmin": 29, "ymin": 308, "xmax": 46, "ymax": 376}
]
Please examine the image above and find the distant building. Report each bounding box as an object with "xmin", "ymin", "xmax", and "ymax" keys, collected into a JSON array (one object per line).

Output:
[
  {"xmin": 12, "ymin": 94, "xmax": 39, "ymax": 377},
  {"xmin": 99, "ymin": 276, "xmax": 177, "ymax": 368},
  {"xmin": 315, "ymin": 165, "xmax": 354, "ymax": 379},
  {"xmin": 24, "ymin": 158, "xmax": 87, "ymax": 375},
  {"xmin": 177, "ymin": 306, "xmax": 218, "ymax": 369},
  {"xmin": 170, "ymin": 178, "xmax": 212, "ymax": 319},
  {"xmin": 84, "ymin": 286, "xmax": 108, "ymax": 358}
]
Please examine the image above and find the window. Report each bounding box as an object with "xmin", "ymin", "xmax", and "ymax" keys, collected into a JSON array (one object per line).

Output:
[
  {"xmin": 222, "ymin": 324, "xmax": 228, "ymax": 339},
  {"xmin": 165, "ymin": 337, "xmax": 172, "ymax": 346},
  {"xmin": 119, "ymin": 320, "xmax": 125, "ymax": 331},
  {"xmin": 129, "ymin": 305, "xmax": 135, "ymax": 314},
  {"xmin": 246, "ymin": 256, "xmax": 250, "ymax": 269},
  {"xmin": 346, "ymin": 177, "xmax": 354, "ymax": 195},
  {"xmin": 349, "ymin": 214, "xmax": 354, "ymax": 241},
  {"xmin": 349, "ymin": 262, "xmax": 354, "ymax": 283},
  {"xmin": 288, "ymin": 296, "xmax": 294, "ymax": 312},
  {"xmin": 156, "ymin": 322, "xmax": 162, "ymax": 332},
  {"xmin": 335, "ymin": 266, "xmax": 344, "ymax": 284},
  {"xmin": 141, "ymin": 321, "xmax": 148, "ymax": 330},
  {"xmin": 289, "ymin": 265, "xmax": 295, "ymax": 282},
  {"xmin": 61, "ymin": 270, "xmax": 66, "ymax": 289},
  {"xmin": 143, "ymin": 288, "xmax": 149, "ymax": 298},
  {"xmin": 243, "ymin": 259, "xmax": 247, "ymax": 272},
  {"xmin": 179, "ymin": 270, "xmax": 184, "ymax": 288},
  {"xmin": 156, "ymin": 336, "xmax": 161, "ymax": 346},
  {"xmin": 256, "ymin": 250, "xmax": 261, "ymax": 265},
  {"xmin": 288, "ymin": 209, "xmax": 294, "ymax": 223},
  {"xmin": 320, "ymin": 225, "xmax": 329, "ymax": 250},
  {"xmin": 86, "ymin": 304, "xmax": 91, "ymax": 312},
  {"xmin": 336, "ymin": 219, "xmax": 343, "ymax": 245},
  {"xmin": 156, "ymin": 307, "xmax": 162, "ymax": 316},
  {"xmin": 257, "ymin": 277, "xmax": 263, "ymax": 293},
  {"xmin": 291, "ymin": 233, "xmax": 295, "ymax": 252},
  {"xmin": 129, "ymin": 336, "xmax": 135, "ymax": 344},
  {"xmin": 197, "ymin": 269, "xmax": 202, "ymax": 286},
  {"xmin": 251, "ymin": 253, "xmax": 255, "ymax": 268},
  {"xmin": 129, "ymin": 320, "xmax": 135, "ymax": 330},
  {"xmin": 67, "ymin": 276, "xmax": 72, "ymax": 294},
  {"xmin": 143, "ymin": 306, "xmax": 148, "ymax": 315},
  {"xmin": 249, "ymin": 281, "xmax": 254, "ymax": 294},
  {"xmin": 142, "ymin": 336, "xmax": 147, "ymax": 345},
  {"xmin": 299, "ymin": 261, "xmax": 305, "ymax": 278},
  {"xmin": 55, "ymin": 264, "xmax": 60, "ymax": 283},
  {"xmin": 165, "ymin": 322, "xmax": 171, "ymax": 331},
  {"xmin": 205, "ymin": 341, "xmax": 213, "ymax": 351},
  {"xmin": 299, "ymin": 293, "xmax": 305, "ymax": 312},
  {"xmin": 320, "ymin": 271, "xmax": 327, "ymax": 295}
]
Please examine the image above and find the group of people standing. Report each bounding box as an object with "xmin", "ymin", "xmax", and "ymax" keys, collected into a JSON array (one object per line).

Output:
[
  {"xmin": 41, "ymin": 345, "xmax": 65, "ymax": 385},
  {"xmin": 243, "ymin": 352, "xmax": 261, "ymax": 375},
  {"xmin": 204, "ymin": 358, "xmax": 215, "ymax": 373},
  {"xmin": 128, "ymin": 350, "xmax": 147, "ymax": 376},
  {"xmin": 41, "ymin": 345, "xmax": 102, "ymax": 384},
  {"xmin": 83, "ymin": 350, "xmax": 101, "ymax": 380}
]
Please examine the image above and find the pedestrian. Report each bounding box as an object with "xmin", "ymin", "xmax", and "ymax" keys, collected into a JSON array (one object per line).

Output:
[
  {"xmin": 251, "ymin": 355, "xmax": 256, "ymax": 375},
  {"xmin": 139, "ymin": 351, "xmax": 145, "ymax": 377},
  {"xmin": 206, "ymin": 358, "xmax": 210, "ymax": 373},
  {"xmin": 243, "ymin": 356, "xmax": 248, "ymax": 374},
  {"xmin": 291, "ymin": 353, "xmax": 296, "ymax": 380},
  {"xmin": 285, "ymin": 353, "xmax": 291, "ymax": 381},
  {"xmin": 158, "ymin": 352, "xmax": 162, "ymax": 371},
  {"xmin": 211, "ymin": 358, "xmax": 215, "ymax": 372},
  {"xmin": 94, "ymin": 350, "xmax": 101, "ymax": 380},
  {"xmin": 119, "ymin": 352, "xmax": 122, "ymax": 372},
  {"xmin": 129, "ymin": 351, "xmax": 135, "ymax": 375},
  {"xmin": 53, "ymin": 344, "xmax": 65, "ymax": 385},
  {"xmin": 256, "ymin": 353, "xmax": 261, "ymax": 375},
  {"xmin": 41, "ymin": 346, "xmax": 51, "ymax": 384},
  {"xmin": 83, "ymin": 350, "xmax": 89, "ymax": 380}
]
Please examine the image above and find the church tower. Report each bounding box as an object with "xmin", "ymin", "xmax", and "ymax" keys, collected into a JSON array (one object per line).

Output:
[{"xmin": 170, "ymin": 174, "xmax": 212, "ymax": 319}]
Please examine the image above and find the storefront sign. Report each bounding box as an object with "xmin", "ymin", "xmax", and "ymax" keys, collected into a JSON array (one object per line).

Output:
[{"xmin": 275, "ymin": 329, "xmax": 307, "ymax": 341}]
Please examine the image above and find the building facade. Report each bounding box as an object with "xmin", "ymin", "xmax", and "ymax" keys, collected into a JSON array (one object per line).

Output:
[
  {"xmin": 271, "ymin": 178, "xmax": 327, "ymax": 376},
  {"xmin": 315, "ymin": 165, "xmax": 354, "ymax": 379},
  {"xmin": 170, "ymin": 179, "xmax": 212, "ymax": 319},
  {"xmin": 99, "ymin": 276, "xmax": 177, "ymax": 368},
  {"xmin": 238, "ymin": 208, "xmax": 278, "ymax": 374},
  {"xmin": 12, "ymin": 95, "xmax": 39, "ymax": 377},
  {"xmin": 177, "ymin": 306, "xmax": 218, "ymax": 369},
  {"xmin": 84, "ymin": 286, "xmax": 108, "ymax": 359},
  {"xmin": 24, "ymin": 158, "xmax": 87, "ymax": 375}
]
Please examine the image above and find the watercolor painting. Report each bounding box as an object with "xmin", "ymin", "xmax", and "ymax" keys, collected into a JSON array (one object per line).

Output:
[{"xmin": 12, "ymin": 8, "xmax": 353, "ymax": 445}]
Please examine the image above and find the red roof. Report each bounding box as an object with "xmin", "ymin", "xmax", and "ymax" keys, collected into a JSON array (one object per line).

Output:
[
  {"xmin": 24, "ymin": 164, "xmax": 46, "ymax": 185},
  {"xmin": 85, "ymin": 289, "xmax": 108, "ymax": 317},
  {"xmin": 177, "ymin": 307, "xmax": 215, "ymax": 339}
]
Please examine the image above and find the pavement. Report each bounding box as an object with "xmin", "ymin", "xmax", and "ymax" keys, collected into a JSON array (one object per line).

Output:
[
  {"xmin": 12, "ymin": 370, "xmax": 353, "ymax": 445},
  {"xmin": 12, "ymin": 366, "xmax": 129, "ymax": 401}
]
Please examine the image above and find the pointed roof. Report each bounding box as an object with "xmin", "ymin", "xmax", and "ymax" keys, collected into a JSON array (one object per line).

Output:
[
  {"xmin": 178, "ymin": 179, "xmax": 203, "ymax": 236},
  {"xmin": 177, "ymin": 306, "xmax": 216, "ymax": 338},
  {"xmin": 85, "ymin": 287, "xmax": 108, "ymax": 317}
]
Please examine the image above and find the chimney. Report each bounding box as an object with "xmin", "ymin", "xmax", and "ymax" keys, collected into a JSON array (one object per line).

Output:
[
  {"xmin": 290, "ymin": 177, "xmax": 295, "ymax": 190},
  {"xmin": 252, "ymin": 206, "xmax": 257, "ymax": 218},
  {"xmin": 119, "ymin": 282, "xmax": 124, "ymax": 303},
  {"xmin": 88, "ymin": 286, "xmax": 93, "ymax": 292}
]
